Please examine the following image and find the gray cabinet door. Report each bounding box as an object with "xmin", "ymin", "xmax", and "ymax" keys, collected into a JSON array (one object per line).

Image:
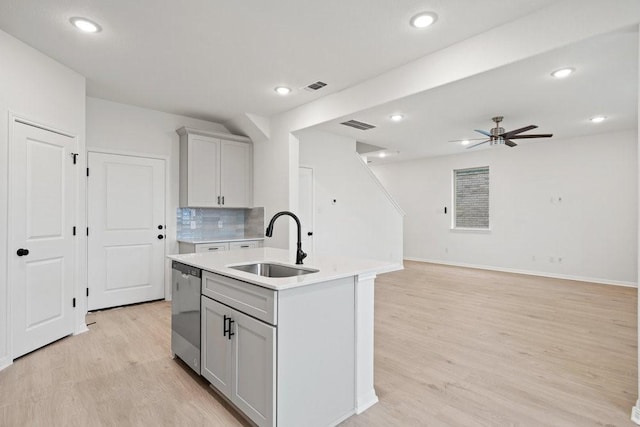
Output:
[
  {"xmin": 230, "ymin": 309, "xmax": 276, "ymax": 427},
  {"xmin": 201, "ymin": 296, "xmax": 232, "ymax": 395}
]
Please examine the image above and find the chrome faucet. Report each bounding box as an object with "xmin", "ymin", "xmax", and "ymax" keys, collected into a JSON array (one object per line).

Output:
[{"xmin": 265, "ymin": 211, "xmax": 307, "ymax": 265}]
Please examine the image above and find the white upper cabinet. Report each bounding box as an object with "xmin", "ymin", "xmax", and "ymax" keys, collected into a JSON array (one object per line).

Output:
[{"xmin": 177, "ymin": 127, "xmax": 252, "ymax": 208}]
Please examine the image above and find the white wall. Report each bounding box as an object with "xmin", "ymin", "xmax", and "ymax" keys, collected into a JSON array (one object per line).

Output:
[
  {"xmin": 86, "ymin": 97, "xmax": 230, "ymax": 297},
  {"xmin": 0, "ymin": 29, "xmax": 86, "ymax": 370},
  {"xmin": 371, "ymin": 130, "xmax": 638, "ymax": 285},
  {"xmin": 237, "ymin": 0, "xmax": 640, "ymax": 260},
  {"xmin": 298, "ymin": 129, "xmax": 403, "ymax": 266}
]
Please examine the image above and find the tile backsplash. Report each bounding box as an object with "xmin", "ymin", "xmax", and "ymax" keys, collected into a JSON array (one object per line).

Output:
[{"xmin": 177, "ymin": 207, "xmax": 264, "ymax": 241}]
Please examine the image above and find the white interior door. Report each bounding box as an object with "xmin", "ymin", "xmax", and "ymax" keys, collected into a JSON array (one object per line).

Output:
[
  {"xmin": 10, "ymin": 121, "xmax": 76, "ymax": 358},
  {"xmin": 87, "ymin": 152, "xmax": 165, "ymax": 310},
  {"xmin": 298, "ymin": 167, "xmax": 314, "ymax": 257}
]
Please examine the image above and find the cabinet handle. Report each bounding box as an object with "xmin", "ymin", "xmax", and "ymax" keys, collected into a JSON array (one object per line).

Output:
[
  {"xmin": 222, "ymin": 196, "xmax": 225, "ymax": 205},
  {"xmin": 208, "ymin": 247, "xmax": 219, "ymax": 251},
  {"xmin": 217, "ymin": 196, "xmax": 221, "ymax": 205},
  {"xmin": 223, "ymin": 315, "xmax": 235, "ymax": 340},
  {"xmin": 240, "ymin": 245, "xmax": 249, "ymax": 248},
  {"xmin": 228, "ymin": 318, "xmax": 235, "ymax": 340}
]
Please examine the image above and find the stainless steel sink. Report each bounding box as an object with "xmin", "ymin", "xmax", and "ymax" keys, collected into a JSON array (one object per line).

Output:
[{"xmin": 228, "ymin": 262, "xmax": 319, "ymax": 278}]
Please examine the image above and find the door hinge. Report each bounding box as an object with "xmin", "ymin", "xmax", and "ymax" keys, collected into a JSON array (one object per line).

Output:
[
  {"xmin": 72, "ymin": 297, "xmax": 76, "ymax": 308},
  {"xmin": 73, "ymin": 226, "xmax": 76, "ymax": 236},
  {"xmin": 86, "ymin": 288, "xmax": 89, "ymax": 297},
  {"xmin": 71, "ymin": 153, "xmax": 78, "ymax": 164},
  {"xmin": 86, "ymin": 168, "xmax": 89, "ymax": 177}
]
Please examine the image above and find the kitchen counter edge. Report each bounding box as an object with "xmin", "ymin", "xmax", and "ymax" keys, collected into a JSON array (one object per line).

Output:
[{"xmin": 168, "ymin": 247, "xmax": 401, "ymax": 291}]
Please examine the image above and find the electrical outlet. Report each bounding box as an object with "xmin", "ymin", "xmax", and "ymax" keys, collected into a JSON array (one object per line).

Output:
[
  {"xmin": 217, "ymin": 220, "xmax": 223, "ymax": 228},
  {"xmin": 190, "ymin": 221, "xmax": 196, "ymax": 230}
]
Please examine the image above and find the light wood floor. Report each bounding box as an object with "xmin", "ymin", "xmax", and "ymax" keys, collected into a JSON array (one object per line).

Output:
[{"xmin": 1, "ymin": 262, "xmax": 637, "ymax": 426}]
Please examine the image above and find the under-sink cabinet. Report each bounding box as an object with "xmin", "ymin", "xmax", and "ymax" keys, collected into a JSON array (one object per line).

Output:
[
  {"xmin": 200, "ymin": 271, "xmax": 356, "ymax": 427},
  {"xmin": 201, "ymin": 296, "xmax": 276, "ymax": 426},
  {"xmin": 177, "ymin": 127, "xmax": 252, "ymax": 208}
]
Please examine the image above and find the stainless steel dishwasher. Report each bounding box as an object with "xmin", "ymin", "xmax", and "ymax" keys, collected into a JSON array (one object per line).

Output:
[{"xmin": 171, "ymin": 261, "xmax": 202, "ymax": 374}]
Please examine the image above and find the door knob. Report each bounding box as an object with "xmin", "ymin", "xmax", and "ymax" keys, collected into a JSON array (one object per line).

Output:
[
  {"xmin": 157, "ymin": 234, "xmax": 164, "ymax": 240},
  {"xmin": 16, "ymin": 248, "xmax": 29, "ymax": 256}
]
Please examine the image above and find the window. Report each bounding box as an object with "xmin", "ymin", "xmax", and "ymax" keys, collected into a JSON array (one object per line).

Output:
[{"xmin": 453, "ymin": 166, "xmax": 489, "ymax": 229}]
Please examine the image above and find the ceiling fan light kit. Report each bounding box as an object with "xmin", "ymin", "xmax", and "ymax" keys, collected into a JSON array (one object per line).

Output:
[{"xmin": 466, "ymin": 116, "xmax": 553, "ymax": 149}]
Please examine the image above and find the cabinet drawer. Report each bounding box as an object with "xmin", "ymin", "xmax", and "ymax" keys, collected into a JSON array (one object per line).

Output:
[
  {"xmin": 229, "ymin": 240, "xmax": 261, "ymax": 250},
  {"xmin": 195, "ymin": 243, "xmax": 230, "ymax": 253},
  {"xmin": 202, "ymin": 271, "xmax": 276, "ymax": 325}
]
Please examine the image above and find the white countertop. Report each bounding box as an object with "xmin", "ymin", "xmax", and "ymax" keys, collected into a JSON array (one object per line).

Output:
[
  {"xmin": 177, "ymin": 237, "xmax": 265, "ymax": 244},
  {"xmin": 168, "ymin": 247, "xmax": 399, "ymax": 290}
]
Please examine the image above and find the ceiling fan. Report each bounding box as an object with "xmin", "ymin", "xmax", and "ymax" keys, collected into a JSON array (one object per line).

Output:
[{"xmin": 464, "ymin": 116, "xmax": 553, "ymax": 149}]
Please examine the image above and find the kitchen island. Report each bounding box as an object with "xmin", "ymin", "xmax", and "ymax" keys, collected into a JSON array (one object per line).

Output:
[{"xmin": 168, "ymin": 247, "xmax": 396, "ymax": 427}]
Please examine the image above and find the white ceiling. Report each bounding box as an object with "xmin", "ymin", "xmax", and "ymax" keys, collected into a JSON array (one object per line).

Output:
[
  {"xmin": 0, "ymin": 0, "xmax": 556, "ymax": 123},
  {"xmin": 315, "ymin": 28, "xmax": 638, "ymax": 163}
]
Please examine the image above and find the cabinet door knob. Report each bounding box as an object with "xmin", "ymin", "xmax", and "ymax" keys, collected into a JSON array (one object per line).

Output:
[
  {"xmin": 16, "ymin": 248, "xmax": 29, "ymax": 256},
  {"xmin": 158, "ymin": 225, "xmax": 163, "ymax": 230},
  {"xmin": 157, "ymin": 234, "xmax": 164, "ymax": 240},
  {"xmin": 307, "ymin": 232, "xmax": 313, "ymax": 236}
]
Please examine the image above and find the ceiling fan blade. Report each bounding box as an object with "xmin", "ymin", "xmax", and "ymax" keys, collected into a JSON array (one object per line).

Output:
[
  {"xmin": 448, "ymin": 137, "xmax": 487, "ymax": 142},
  {"xmin": 466, "ymin": 139, "xmax": 489, "ymax": 149},
  {"xmin": 504, "ymin": 139, "xmax": 517, "ymax": 147},
  {"xmin": 474, "ymin": 129, "xmax": 491, "ymax": 137},
  {"xmin": 508, "ymin": 133, "xmax": 553, "ymax": 139},
  {"xmin": 501, "ymin": 125, "xmax": 537, "ymax": 137}
]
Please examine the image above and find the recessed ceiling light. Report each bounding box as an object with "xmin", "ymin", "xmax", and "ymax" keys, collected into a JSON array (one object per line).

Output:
[
  {"xmin": 551, "ymin": 67, "xmax": 575, "ymax": 78},
  {"xmin": 590, "ymin": 115, "xmax": 606, "ymax": 123},
  {"xmin": 274, "ymin": 86, "xmax": 291, "ymax": 95},
  {"xmin": 390, "ymin": 114, "xmax": 404, "ymax": 122},
  {"xmin": 461, "ymin": 140, "xmax": 470, "ymax": 146},
  {"xmin": 410, "ymin": 12, "xmax": 438, "ymax": 29},
  {"xmin": 70, "ymin": 17, "xmax": 101, "ymax": 33}
]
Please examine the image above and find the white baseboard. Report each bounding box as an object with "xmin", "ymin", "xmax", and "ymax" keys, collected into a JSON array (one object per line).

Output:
[
  {"xmin": 355, "ymin": 390, "xmax": 379, "ymax": 414},
  {"xmin": 73, "ymin": 324, "xmax": 89, "ymax": 335},
  {"xmin": 0, "ymin": 356, "xmax": 12, "ymax": 372},
  {"xmin": 376, "ymin": 262, "xmax": 404, "ymax": 275},
  {"xmin": 404, "ymin": 257, "xmax": 637, "ymax": 288},
  {"xmin": 631, "ymin": 401, "xmax": 640, "ymax": 425}
]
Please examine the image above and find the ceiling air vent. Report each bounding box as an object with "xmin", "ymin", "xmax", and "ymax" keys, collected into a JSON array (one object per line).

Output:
[
  {"xmin": 340, "ymin": 120, "xmax": 376, "ymax": 131},
  {"xmin": 303, "ymin": 81, "xmax": 327, "ymax": 91}
]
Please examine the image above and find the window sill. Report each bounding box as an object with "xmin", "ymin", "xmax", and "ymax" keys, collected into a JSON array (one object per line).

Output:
[{"xmin": 450, "ymin": 227, "xmax": 491, "ymax": 234}]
